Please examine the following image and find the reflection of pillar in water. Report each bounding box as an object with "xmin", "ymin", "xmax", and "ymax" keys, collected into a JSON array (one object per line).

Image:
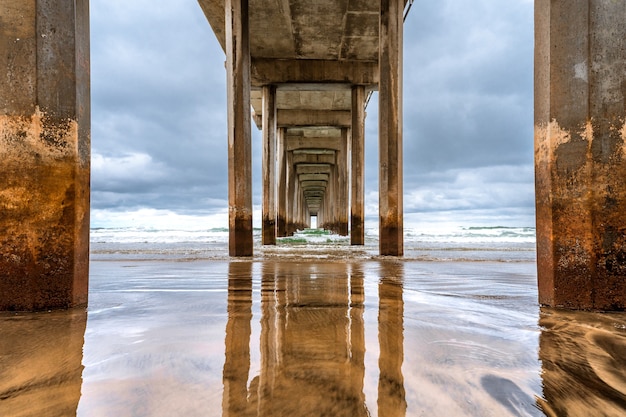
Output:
[
  {"xmin": 348, "ymin": 262, "xmax": 367, "ymax": 408},
  {"xmin": 258, "ymin": 262, "xmax": 369, "ymax": 416},
  {"xmin": 378, "ymin": 261, "xmax": 407, "ymax": 417},
  {"xmin": 537, "ymin": 308, "xmax": 626, "ymax": 415},
  {"xmin": 222, "ymin": 262, "xmax": 253, "ymax": 417},
  {"xmin": 0, "ymin": 309, "xmax": 87, "ymax": 416}
]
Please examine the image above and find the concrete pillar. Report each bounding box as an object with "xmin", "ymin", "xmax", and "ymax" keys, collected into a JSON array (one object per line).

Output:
[
  {"xmin": 262, "ymin": 85, "xmax": 277, "ymax": 245},
  {"xmin": 351, "ymin": 86, "xmax": 366, "ymax": 245},
  {"xmin": 535, "ymin": 0, "xmax": 626, "ymax": 310},
  {"xmin": 226, "ymin": 0, "xmax": 252, "ymax": 256},
  {"xmin": 286, "ymin": 151, "xmax": 296, "ymax": 235},
  {"xmin": 338, "ymin": 128, "xmax": 349, "ymax": 236},
  {"xmin": 379, "ymin": 0, "xmax": 404, "ymax": 256},
  {"xmin": 0, "ymin": 0, "xmax": 90, "ymax": 311},
  {"xmin": 329, "ymin": 163, "xmax": 338, "ymax": 233},
  {"xmin": 377, "ymin": 262, "xmax": 406, "ymax": 417},
  {"xmin": 277, "ymin": 128, "xmax": 287, "ymax": 237}
]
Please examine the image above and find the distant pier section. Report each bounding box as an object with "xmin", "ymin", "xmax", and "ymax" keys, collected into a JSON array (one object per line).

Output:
[{"xmin": 197, "ymin": 0, "xmax": 407, "ymax": 257}]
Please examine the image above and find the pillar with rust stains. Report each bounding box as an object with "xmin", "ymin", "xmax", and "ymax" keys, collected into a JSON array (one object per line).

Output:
[
  {"xmin": 285, "ymin": 150, "xmax": 296, "ymax": 236},
  {"xmin": 535, "ymin": 0, "xmax": 626, "ymax": 310},
  {"xmin": 379, "ymin": 0, "xmax": 404, "ymax": 256},
  {"xmin": 0, "ymin": 0, "xmax": 90, "ymax": 311},
  {"xmin": 337, "ymin": 128, "xmax": 349, "ymax": 236},
  {"xmin": 226, "ymin": 0, "xmax": 252, "ymax": 256},
  {"xmin": 351, "ymin": 86, "xmax": 366, "ymax": 245},
  {"xmin": 262, "ymin": 85, "xmax": 277, "ymax": 245},
  {"xmin": 277, "ymin": 128, "xmax": 287, "ymax": 237}
]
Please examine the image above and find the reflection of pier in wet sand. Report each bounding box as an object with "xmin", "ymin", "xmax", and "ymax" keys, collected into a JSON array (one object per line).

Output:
[{"xmin": 3, "ymin": 259, "xmax": 626, "ymax": 416}]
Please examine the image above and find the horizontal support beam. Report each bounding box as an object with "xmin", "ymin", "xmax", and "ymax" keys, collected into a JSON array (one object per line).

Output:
[
  {"xmin": 277, "ymin": 110, "xmax": 351, "ymax": 127},
  {"xmin": 299, "ymin": 173, "xmax": 330, "ymax": 182},
  {"xmin": 286, "ymin": 136, "xmax": 343, "ymax": 151},
  {"xmin": 296, "ymin": 164, "xmax": 332, "ymax": 174},
  {"xmin": 292, "ymin": 153, "xmax": 336, "ymax": 165},
  {"xmin": 251, "ymin": 58, "xmax": 379, "ymax": 87},
  {"xmin": 301, "ymin": 180, "xmax": 328, "ymax": 188}
]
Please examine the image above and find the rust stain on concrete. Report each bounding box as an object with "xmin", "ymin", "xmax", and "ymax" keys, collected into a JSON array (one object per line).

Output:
[{"xmin": 0, "ymin": 108, "xmax": 88, "ymax": 311}]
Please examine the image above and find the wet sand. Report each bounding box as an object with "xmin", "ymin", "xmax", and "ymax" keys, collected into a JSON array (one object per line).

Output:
[{"xmin": 1, "ymin": 259, "xmax": 626, "ymax": 416}]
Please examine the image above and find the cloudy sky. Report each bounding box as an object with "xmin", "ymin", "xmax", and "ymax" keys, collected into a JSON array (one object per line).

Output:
[{"xmin": 90, "ymin": 0, "xmax": 535, "ymax": 230}]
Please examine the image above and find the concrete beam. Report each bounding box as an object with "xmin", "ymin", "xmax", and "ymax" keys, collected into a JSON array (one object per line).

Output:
[
  {"xmin": 292, "ymin": 152, "xmax": 335, "ymax": 165},
  {"xmin": 299, "ymin": 173, "xmax": 330, "ymax": 182},
  {"xmin": 286, "ymin": 136, "xmax": 342, "ymax": 152},
  {"xmin": 534, "ymin": 0, "xmax": 626, "ymax": 310},
  {"xmin": 226, "ymin": 0, "xmax": 253, "ymax": 256},
  {"xmin": 251, "ymin": 58, "xmax": 378, "ymax": 86},
  {"xmin": 301, "ymin": 180, "xmax": 328, "ymax": 188},
  {"xmin": 277, "ymin": 109, "xmax": 351, "ymax": 127},
  {"xmin": 0, "ymin": 0, "xmax": 90, "ymax": 311},
  {"xmin": 296, "ymin": 164, "xmax": 332, "ymax": 174}
]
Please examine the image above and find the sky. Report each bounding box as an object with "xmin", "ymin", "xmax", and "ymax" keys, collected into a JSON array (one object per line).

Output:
[{"xmin": 89, "ymin": 0, "xmax": 535, "ymax": 230}]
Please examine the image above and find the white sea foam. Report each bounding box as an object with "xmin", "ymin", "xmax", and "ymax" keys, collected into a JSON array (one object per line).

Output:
[{"xmin": 90, "ymin": 225, "xmax": 536, "ymax": 262}]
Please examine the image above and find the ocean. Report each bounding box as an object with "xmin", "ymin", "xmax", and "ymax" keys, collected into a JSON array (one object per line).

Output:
[{"xmin": 90, "ymin": 225, "xmax": 537, "ymax": 262}]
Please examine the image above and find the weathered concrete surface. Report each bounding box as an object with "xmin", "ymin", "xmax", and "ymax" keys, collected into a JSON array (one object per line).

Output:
[
  {"xmin": 262, "ymin": 85, "xmax": 277, "ymax": 245},
  {"xmin": 0, "ymin": 0, "xmax": 90, "ymax": 311},
  {"xmin": 535, "ymin": 0, "xmax": 626, "ymax": 310},
  {"xmin": 226, "ymin": 0, "xmax": 253, "ymax": 256},
  {"xmin": 351, "ymin": 86, "xmax": 366, "ymax": 245},
  {"xmin": 379, "ymin": 0, "xmax": 404, "ymax": 256}
]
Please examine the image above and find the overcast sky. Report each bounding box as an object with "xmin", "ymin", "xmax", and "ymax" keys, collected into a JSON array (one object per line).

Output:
[{"xmin": 90, "ymin": 0, "xmax": 535, "ymax": 230}]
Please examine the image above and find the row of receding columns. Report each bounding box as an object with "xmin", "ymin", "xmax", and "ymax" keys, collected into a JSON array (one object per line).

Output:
[
  {"xmin": 262, "ymin": 96, "xmax": 360, "ymax": 243},
  {"xmin": 227, "ymin": 0, "xmax": 403, "ymax": 256}
]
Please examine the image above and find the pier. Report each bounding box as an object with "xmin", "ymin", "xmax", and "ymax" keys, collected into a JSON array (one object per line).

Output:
[
  {"xmin": 197, "ymin": 0, "xmax": 405, "ymax": 256},
  {"xmin": 0, "ymin": 0, "xmax": 625, "ymax": 310}
]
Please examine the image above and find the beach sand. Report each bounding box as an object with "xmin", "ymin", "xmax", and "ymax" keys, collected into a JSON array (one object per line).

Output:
[{"xmin": 1, "ymin": 258, "xmax": 626, "ymax": 416}]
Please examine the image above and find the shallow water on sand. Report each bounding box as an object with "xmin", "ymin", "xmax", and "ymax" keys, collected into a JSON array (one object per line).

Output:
[{"xmin": 1, "ymin": 259, "xmax": 626, "ymax": 416}]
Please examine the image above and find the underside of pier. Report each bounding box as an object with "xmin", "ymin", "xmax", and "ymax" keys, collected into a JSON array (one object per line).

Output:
[{"xmin": 197, "ymin": 0, "xmax": 407, "ymax": 256}]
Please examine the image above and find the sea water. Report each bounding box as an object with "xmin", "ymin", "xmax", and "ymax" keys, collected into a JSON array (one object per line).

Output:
[{"xmin": 90, "ymin": 225, "xmax": 536, "ymax": 262}]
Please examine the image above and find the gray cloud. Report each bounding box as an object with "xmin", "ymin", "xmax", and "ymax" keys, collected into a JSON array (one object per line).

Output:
[{"xmin": 90, "ymin": 0, "xmax": 535, "ymax": 227}]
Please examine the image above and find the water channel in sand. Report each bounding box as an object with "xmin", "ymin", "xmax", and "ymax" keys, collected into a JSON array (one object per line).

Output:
[{"xmin": 1, "ymin": 259, "xmax": 626, "ymax": 416}]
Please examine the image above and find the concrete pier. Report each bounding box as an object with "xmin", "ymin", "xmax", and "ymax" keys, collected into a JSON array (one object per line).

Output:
[
  {"xmin": 0, "ymin": 0, "xmax": 90, "ymax": 310},
  {"xmin": 3, "ymin": 1, "xmax": 626, "ymax": 311},
  {"xmin": 535, "ymin": 0, "xmax": 626, "ymax": 310},
  {"xmin": 198, "ymin": 0, "xmax": 395, "ymax": 255}
]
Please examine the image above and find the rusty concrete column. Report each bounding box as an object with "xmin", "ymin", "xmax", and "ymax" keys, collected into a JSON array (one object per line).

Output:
[
  {"xmin": 379, "ymin": 0, "xmax": 404, "ymax": 256},
  {"xmin": 277, "ymin": 128, "xmax": 287, "ymax": 237},
  {"xmin": 0, "ymin": 0, "xmax": 90, "ymax": 311},
  {"xmin": 351, "ymin": 86, "xmax": 366, "ymax": 245},
  {"xmin": 262, "ymin": 85, "xmax": 277, "ymax": 245},
  {"xmin": 338, "ymin": 128, "xmax": 349, "ymax": 236},
  {"xmin": 226, "ymin": 0, "xmax": 252, "ymax": 256},
  {"xmin": 535, "ymin": 0, "xmax": 626, "ymax": 310},
  {"xmin": 329, "ymin": 163, "xmax": 338, "ymax": 233},
  {"xmin": 286, "ymin": 150, "xmax": 296, "ymax": 235}
]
